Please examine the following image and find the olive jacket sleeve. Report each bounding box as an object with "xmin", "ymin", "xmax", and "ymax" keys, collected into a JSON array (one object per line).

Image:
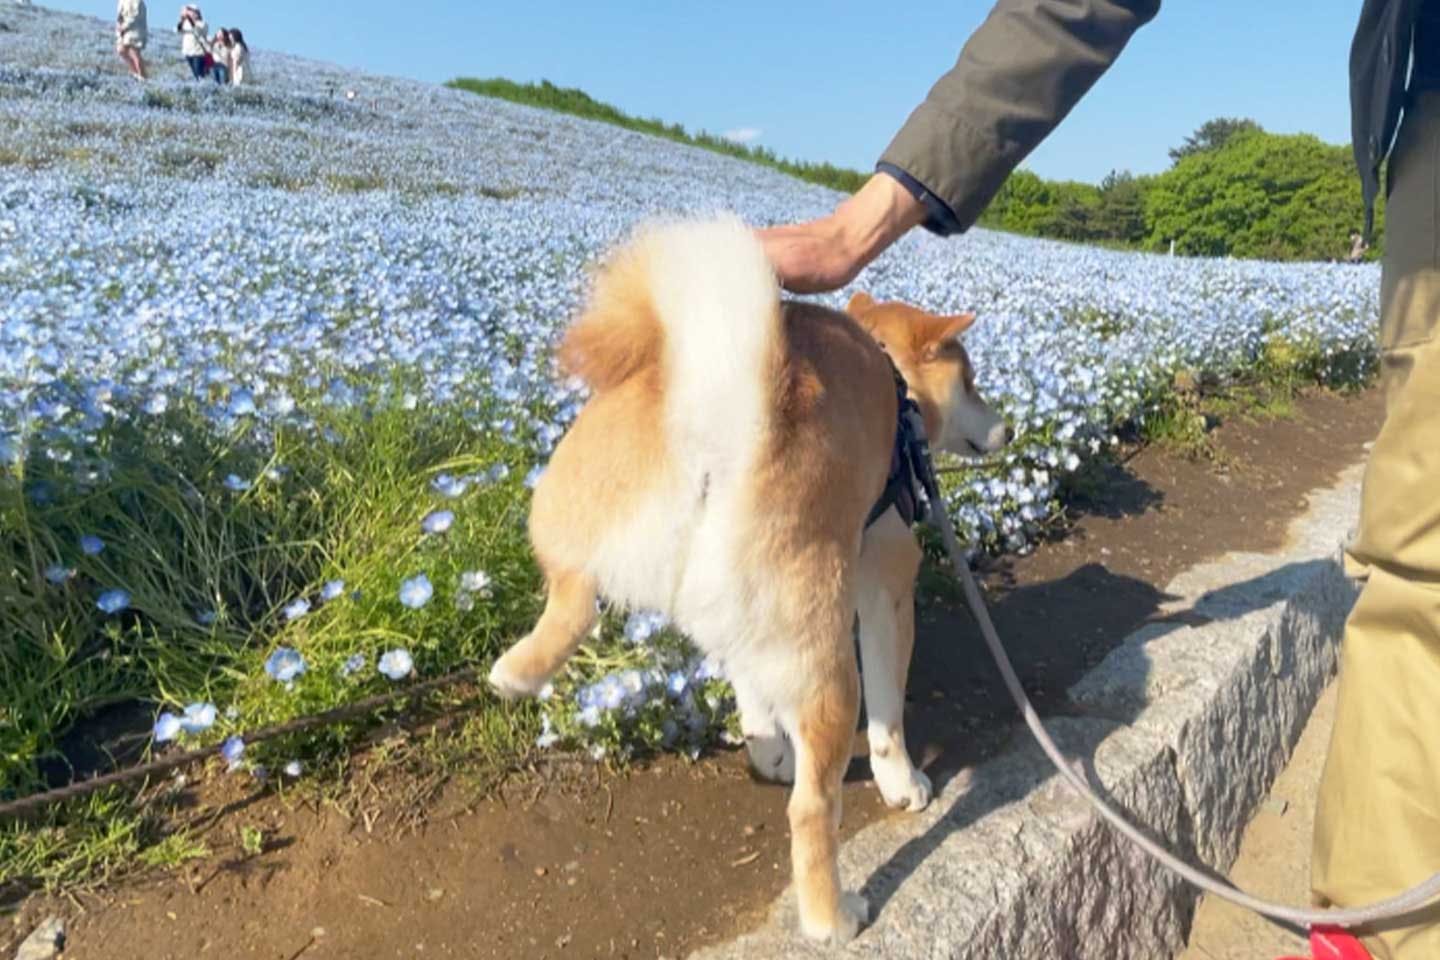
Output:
[{"xmin": 877, "ymin": 0, "xmax": 1161, "ymax": 235}]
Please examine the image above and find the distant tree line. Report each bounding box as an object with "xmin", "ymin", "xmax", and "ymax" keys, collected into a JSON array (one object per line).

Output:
[
  {"xmin": 978, "ymin": 117, "xmax": 1383, "ymax": 261},
  {"xmin": 447, "ymin": 78, "xmax": 1378, "ymax": 263}
]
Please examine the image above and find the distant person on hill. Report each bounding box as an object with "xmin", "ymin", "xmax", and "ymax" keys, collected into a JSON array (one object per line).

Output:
[
  {"xmin": 176, "ymin": 5, "xmax": 208, "ymax": 79},
  {"xmin": 114, "ymin": 0, "xmax": 147, "ymax": 80},
  {"xmin": 208, "ymin": 27, "xmax": 231, "ymax": 85},
  {"xmin": 1348, "ymin": 231, "xmax": 1371, "ymax": 264},
  {"xmin": 228, "ymin": 27, "xmax": 250, "ymax": 85},
  {"xmin": 760, "ymin": 2, "xmax": 1439, "ymax": 959}
]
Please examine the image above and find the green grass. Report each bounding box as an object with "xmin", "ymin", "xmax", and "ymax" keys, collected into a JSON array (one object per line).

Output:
[
  {"xmin": 0, "ymin": 373, "xmax": 553, "ymax": 894},
  {"xmin": 447, "ymin": 77, "xmax": 868, "ymax": 195},
  {"xmin": 1137, "ymin": 332, "xmax": 1369, "ymax": 458}
]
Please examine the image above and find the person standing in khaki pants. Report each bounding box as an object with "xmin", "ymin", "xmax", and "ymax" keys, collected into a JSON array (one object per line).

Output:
[
  {"xmin": 759, "ymin": 2, "xmax": 1438, "ymax": 957},
  {"xmin": 1312, "ymin": 9, "xmax": 1440, "ymax": 958}
]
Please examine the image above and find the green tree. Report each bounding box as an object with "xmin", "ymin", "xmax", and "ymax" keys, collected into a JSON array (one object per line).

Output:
[
  {"xmin": 982, "ymin": 169, "xmax": 1054, "ymax": 235},
  {"xmin": 1144, "ymin": 129, "xmax": 1375, "ymax": 260},
  {"xmin": 1039, "ymin": 181, "xmax": 1103, "ymax": 241},
  {"xmin": 1094, "ymin": 170, "xmax": 1152, "ymax": 244},
  {"xmin": 1168, "ymin": 117, "xmax": 1264, "ymax": 164}
]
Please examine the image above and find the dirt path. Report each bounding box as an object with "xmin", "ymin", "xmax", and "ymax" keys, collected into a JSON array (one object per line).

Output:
[
  {"xmin": 2, "ymin": 389, "xmax": 1384, "ymax": 960},
  {"xmin": 1179, "ymin": 684, "xmax": 1337, "ymax": 960}
]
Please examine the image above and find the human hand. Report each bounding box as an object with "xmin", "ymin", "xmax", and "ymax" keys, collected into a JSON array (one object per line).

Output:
[{"xmin": 757, "ymin": 173, "xmax": 926, "ymax": 294}]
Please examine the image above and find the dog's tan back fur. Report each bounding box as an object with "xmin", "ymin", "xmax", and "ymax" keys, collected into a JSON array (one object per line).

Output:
[{"xmin": 489, "ymin": 217, "xmax": 1003, "ymax": 944}]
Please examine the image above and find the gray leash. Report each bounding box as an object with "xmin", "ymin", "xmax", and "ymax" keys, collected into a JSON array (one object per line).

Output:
[{"xmin": 909, "ymin": 409, "xmax": 1440, "ymax": 930}]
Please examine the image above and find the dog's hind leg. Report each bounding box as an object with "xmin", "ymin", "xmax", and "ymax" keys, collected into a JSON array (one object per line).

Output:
[
  {"xmin": 857, "ymin": 508, "xmax": 931, "ymax": 811},
  {"xmin": 786, "ymin": 638, "xmax": 867, "ymax": 944},
  {"xmin": 488, "ymin": 568, "xmax": 598, "ymax": 699}
]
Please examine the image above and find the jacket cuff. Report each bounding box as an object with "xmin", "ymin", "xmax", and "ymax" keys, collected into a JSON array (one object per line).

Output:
[
  {"xmin": 874, "ymin": 162, "xmax": 965, "ymax": 237},
  {"xmin": 879, "ymin": 98, "xmax": 1020, "ymax": 237}
]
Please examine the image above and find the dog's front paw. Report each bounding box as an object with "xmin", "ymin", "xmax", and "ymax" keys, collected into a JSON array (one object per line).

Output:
[
  {"xmin": 800, "ymin": 891, "xmax": 869, "ymax": 945},
  {"xmin": 875, "ymin": 763, "xmax": 932, "ymax": 812},
  {"xmin": 487, "ymin": 647, "xmax": 549, "ymax": 701}
]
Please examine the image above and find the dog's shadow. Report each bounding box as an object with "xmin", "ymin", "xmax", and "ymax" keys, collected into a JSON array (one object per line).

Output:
[{"xmin": 853, "ymin": 557, "xmax": 1333, "ymax": 929}]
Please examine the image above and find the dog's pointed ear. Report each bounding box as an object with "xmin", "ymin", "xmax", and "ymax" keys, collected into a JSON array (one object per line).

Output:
[
  {"xmin": 846, "ymin": 291, "xmax": 876, "ymax": 316},
  {"xmin": 920, "ymin": 312, "xmax": 976, "ymax": 359},
  {"xmin": 939, "ymin": 312, "xmax": 976, "ymax": 339}
]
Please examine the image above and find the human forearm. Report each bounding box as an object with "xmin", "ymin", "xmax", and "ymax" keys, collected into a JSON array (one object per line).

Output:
[{"xmin": 880, "ymin": 0, "xmax": 1160, "ymax": 235}]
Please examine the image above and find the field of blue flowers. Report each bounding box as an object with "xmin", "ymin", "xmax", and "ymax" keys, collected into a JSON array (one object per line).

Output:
[{"xmin": 0, "ymin": 5, "xmax": 1381, "ymax": 883}]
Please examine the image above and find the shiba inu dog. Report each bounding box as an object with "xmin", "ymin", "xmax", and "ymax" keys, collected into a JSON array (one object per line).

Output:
[{"xmin": 489, "ymin": 216, "xmax": 1008, "ymax": 943}]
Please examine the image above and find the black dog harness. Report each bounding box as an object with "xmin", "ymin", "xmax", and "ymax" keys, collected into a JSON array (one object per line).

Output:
[{"xmin": 865, "ymin": 356, "xmax": 941, "ymax": 529}]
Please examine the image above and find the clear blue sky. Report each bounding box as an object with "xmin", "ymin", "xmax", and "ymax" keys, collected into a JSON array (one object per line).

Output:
[{"xmin": 49, "ymin": 1, "xmax": 1359, "ymax": 183}]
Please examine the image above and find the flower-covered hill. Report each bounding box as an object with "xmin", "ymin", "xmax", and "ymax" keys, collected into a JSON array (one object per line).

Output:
[{"xmin": 0, "ymin": 2, "xmax": 1379, "ymax": 839}]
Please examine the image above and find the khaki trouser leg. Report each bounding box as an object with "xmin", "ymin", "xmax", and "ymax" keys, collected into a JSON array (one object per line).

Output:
[{"xmin": 1312, "ymin": 90, "xmax": 1440, "ymax": 959}]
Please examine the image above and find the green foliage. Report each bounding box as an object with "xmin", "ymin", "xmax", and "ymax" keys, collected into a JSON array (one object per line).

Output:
[
  {"xmin": 1094, "ymin": 170, "xmax": 1149, "ymax": 245},
  {"xmin": 0, "ymin": 375, "xmax": 548, "ymax": 797},
  {"xmin": 1144, "ymin": 129, "xmax": 1379, "ymax": 261},
  {"xmin": 1168, "ymin": 117, "xmax": 1264, "ymax": 163},
  {"xmin": 980, "ymin": 121, "xmax": 1381, "ymax": 262},
  {"xmin": 447, "ymin": 77, "xmax": 868, "ymax": 194},
  {"xmin": 980, "ymin": 169, "xmax": 1154, "ymax": 246},
  {"xmin": 239, "ymin": 825, "xmax": 264, "ymax": 857},
  {"xmin": 537, "ymin": 606, "xmax": 735, "ymax": 762}
]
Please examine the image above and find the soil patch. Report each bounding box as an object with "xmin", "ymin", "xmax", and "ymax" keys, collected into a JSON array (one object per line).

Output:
[{"xmin": 3, "ymin": 389, "xmax": 1384, "ymax": 960}]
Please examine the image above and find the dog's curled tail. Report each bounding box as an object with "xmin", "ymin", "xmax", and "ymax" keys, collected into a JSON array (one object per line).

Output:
[{"xmin": 559, "ymin": 215, "xmax": 782, "ymax": 457}]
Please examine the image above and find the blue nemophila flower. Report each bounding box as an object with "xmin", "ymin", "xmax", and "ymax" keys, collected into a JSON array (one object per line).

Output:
[
  {"xmin": 339, "ymin": 652, "xmax": 367, "ymax": 677},
  {"xmin": 536, "ymin": 715, "xmax": 559, "ymax": 749},
  {"xmin": 224, "ymin": 474, "xmax": 252, "ymax": 492},
  {"xmin": 283, "ymin": 760, "xmax": 303, "ymax": 778},
  {"xmin": 282, "ymin": 598, "xmax": 311, "ymax": 621},
  {"xmin": 399, "ymin": 574, "xmax": 433, "ymax": 609},
  {"xmin": 96, "ymin": 589, "xmax": 130, "ymax": 614},
  {"xmin": 228, "ymin": 389, "xmax": 256, "ymax": 417},
  {"xmin": 44, "ymin": 563, "xmax": 74, "ymax": 585},
  {"xmin": 220, "ymin": 736, "xmax": 245, "ymax": 770},
  {"xmin": 458, "ymin": 570, "xmax": 491, "ymax": 596},
  {"xmin": 421, "ymin": 510, "xmax": 455, "ymax": 535},
  {"xmin": 153, "ymin": 711, "xmax": 182, "ymax": 743},
  {"xmin": 320, "ymin": 579, "xmax": 346, "ymax": 602},
  {"xmin": 264, "ymin": 646, "xmax": 306, "ymax": 683},
  {"xmin": 179, "ymin": 702, "xmax": 217, "ymax": 734},
  {"xmin": 624, "ymin": 610, "xmax": 669, "ymax": 645},
  {"xmin": 378, "ymin": 648, "xmax": 414, "ymax": 680},
  {"xmin": 80, "ymin": 534, "xmax": 104, "ymax": 556},
  {"xmin": 196, "ymin": 609, "xmax": 218, "ymax": 626},
  {"xmin": 523, "ymin": 465, "xmax": 545, "ymax": 489},
  {"xmin": 430, "ymin": 473, "xmax": 468, "ymax": 498},
  {"xmin": 666, "ymin": 671, "xmax": 689, "ymax": 698}
]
